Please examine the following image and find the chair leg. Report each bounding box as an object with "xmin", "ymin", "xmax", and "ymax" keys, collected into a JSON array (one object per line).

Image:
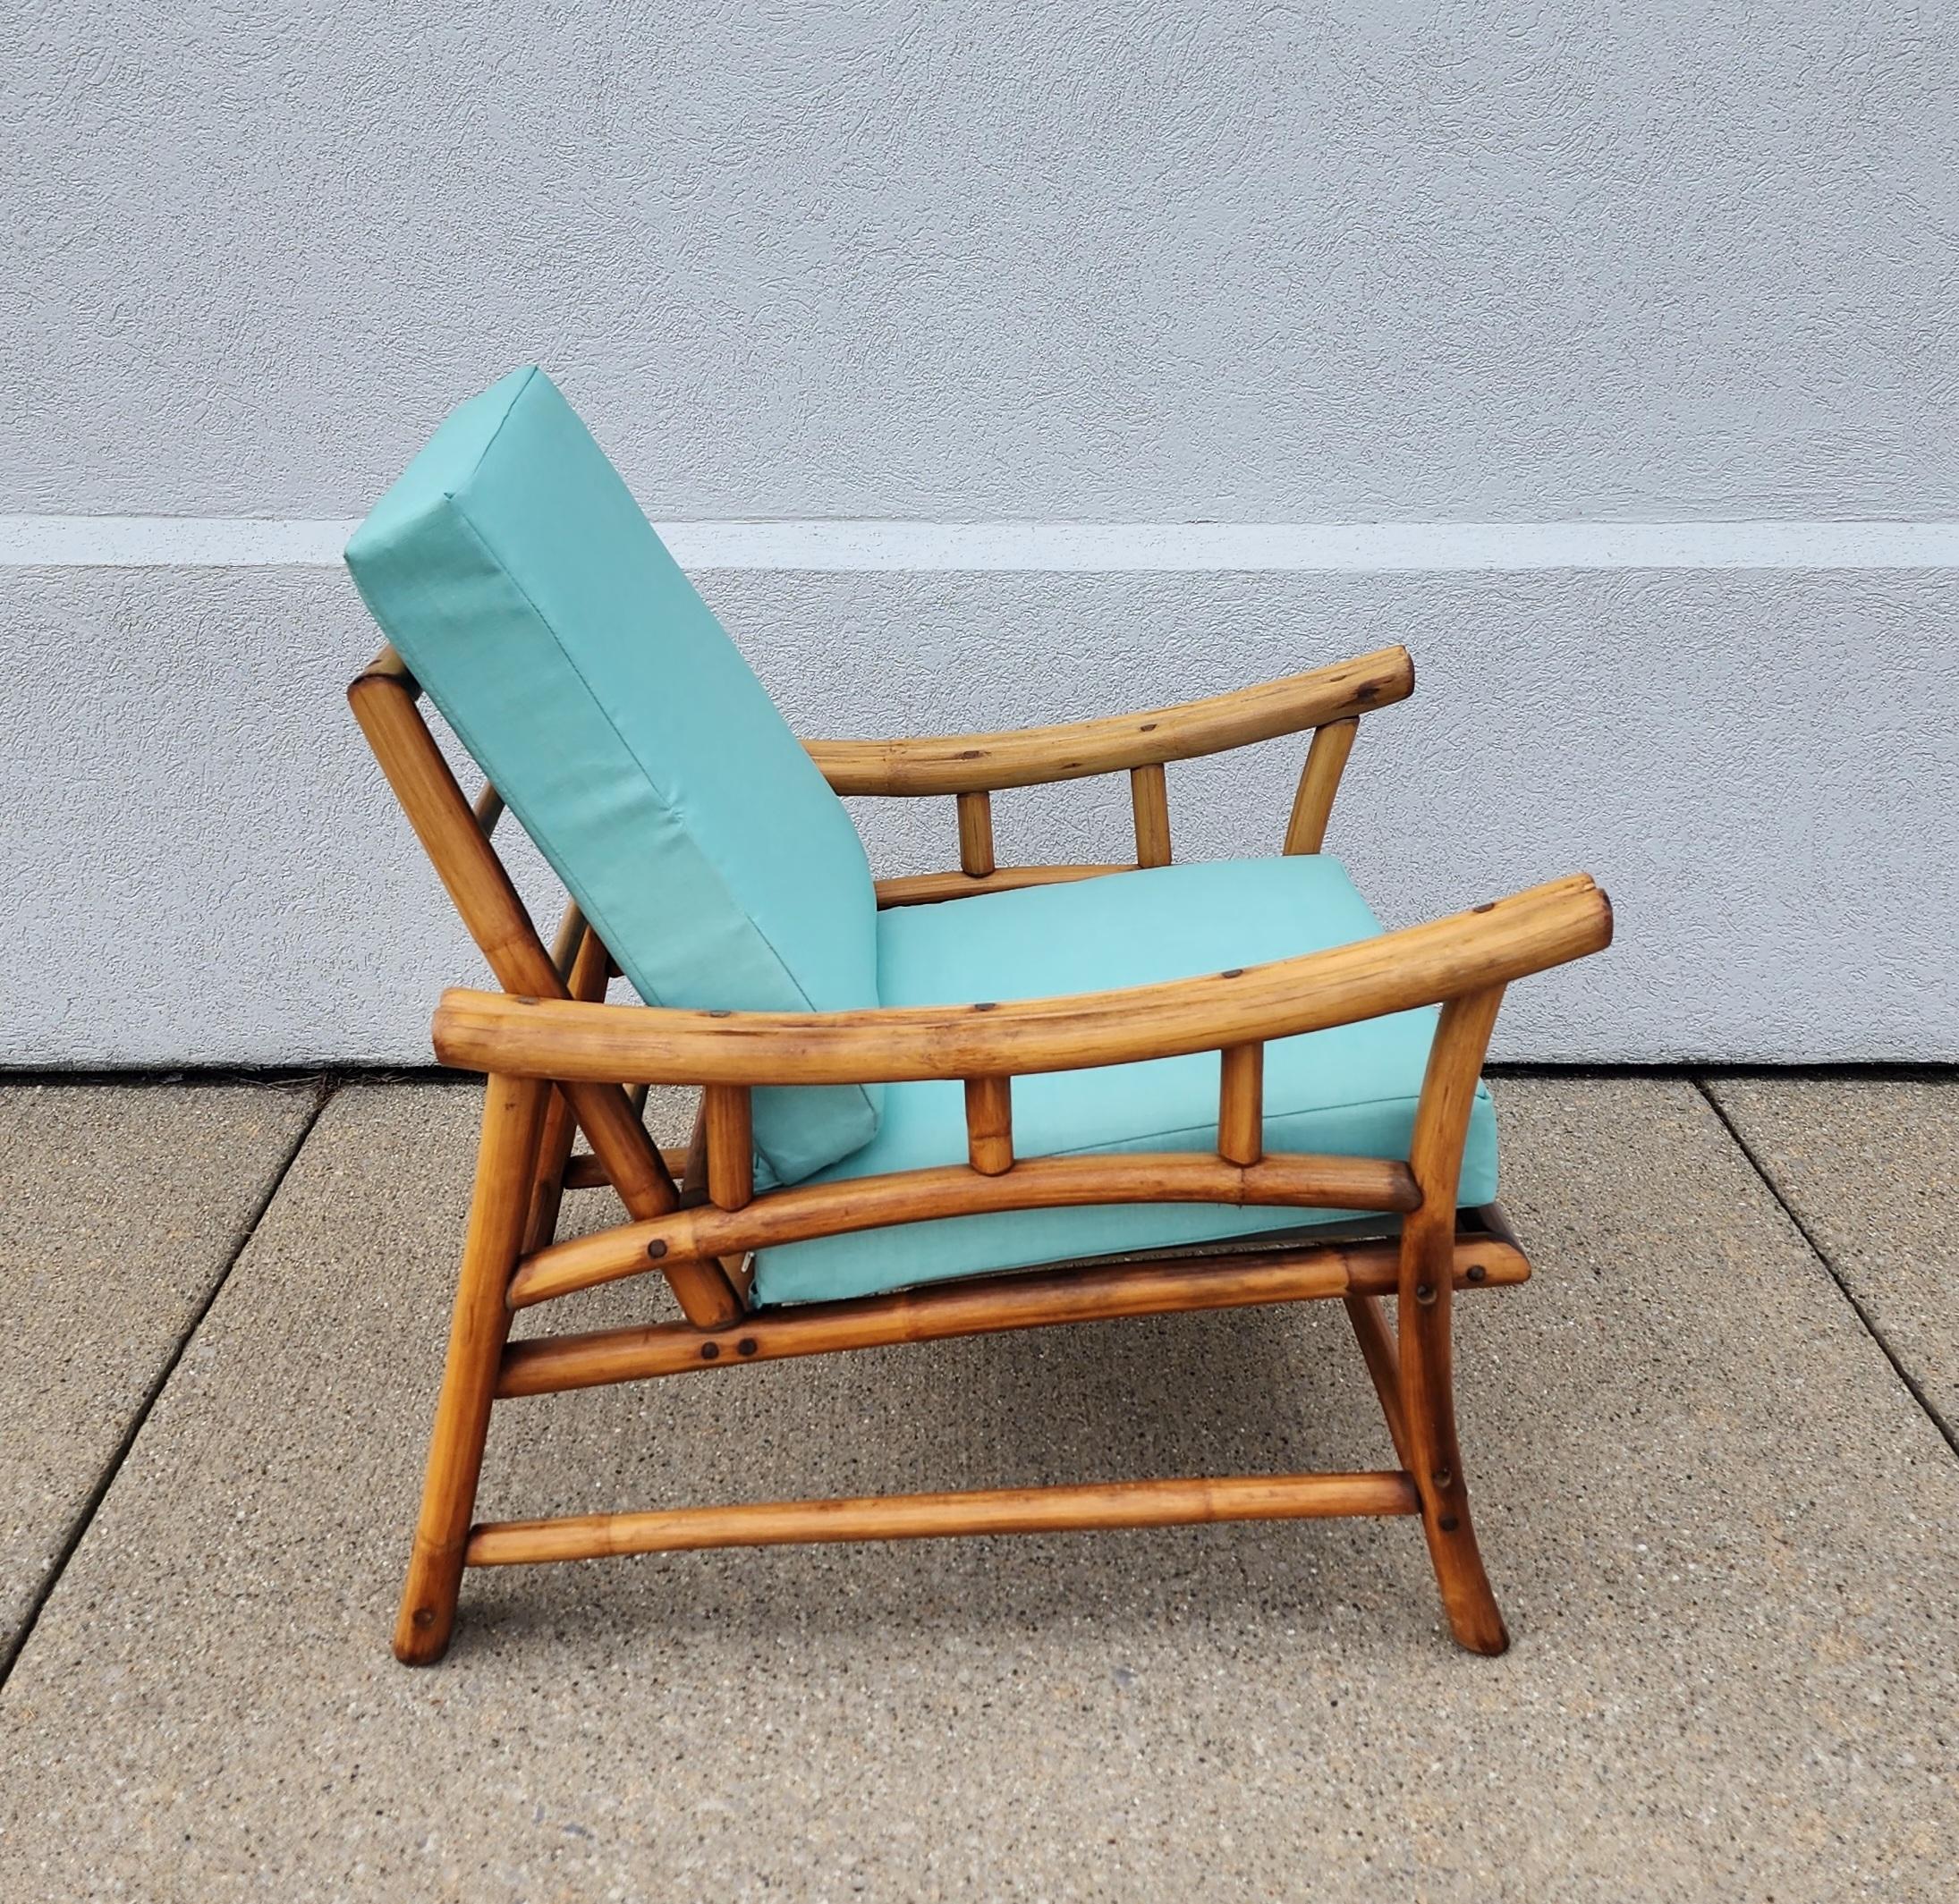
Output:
[
  {"xmin": 1399, "ymin": 1271, "xmax": 1509, "ymax": 1656},
  {"xmin": 394, "ymin": 1074, "xmax": 547, "ymax": 1665}
]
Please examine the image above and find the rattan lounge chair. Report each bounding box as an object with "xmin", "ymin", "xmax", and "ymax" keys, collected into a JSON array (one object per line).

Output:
[{"xmin": 344, "ymin": 368, "xmax": 1612, "ymax": 1664}]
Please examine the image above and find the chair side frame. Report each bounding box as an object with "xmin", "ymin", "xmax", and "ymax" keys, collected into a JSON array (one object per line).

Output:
[{"xmin": 350, "ymin": 642, "xmax": 1609, "ymax": 1665}]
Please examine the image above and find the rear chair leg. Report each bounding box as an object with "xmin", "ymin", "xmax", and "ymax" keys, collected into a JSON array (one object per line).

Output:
[{"xmin": 394, "ymin": 1074, "xmax": 548, "ymax": 1664}]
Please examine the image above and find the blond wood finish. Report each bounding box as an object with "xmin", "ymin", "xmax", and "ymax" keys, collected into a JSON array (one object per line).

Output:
[
  {"xmin": 497, "ymin": 1231, "xmax": 1529, "ymax": 1397},
  {"xmin": 522, "ymin": 920, "xmax": 610, "ymax": 1252},
  {"xmin": 467, "ymin": 1469, "xmax": 1420, "ymax": 1566},
  {"xmin": 505, "ymin": 1149, "xmax": 1420, "ymax": 1308},
  {"xmin": 1342, "ymin": 1293, "xmax": 1412, "ymax": 1467},
  {"xmin": 1399, "ymin": 984, "xmax": 1511, "ymax": 1654},
  {"xmin": 874, "ymin": 863, "xmax": 1130, "ymax": 908},
  {"xmin": 805, "ymin": 647, "xmax": 1413, "ymax": 795},
  {"xmin": 1217, "ymin": 1044, "xmax": 1264, "ymax": 1165},
  {"xmin": 394, "ymin": 1073, "xmax": 547, "ymax": 1663},
  {"xmin": 963, "ymin": 1076, "xmax": 1014, "ymax": 1175},
  {"xmin": 348, "ymin": 664, "xmax": 740, "ymax": 1329},
  {"xmin": 354, "ymin": 630, "xmax": 1612, "ymax": 1662},
  {"xmin": 472, "ymin": 782, "xmax": 506, "ymax": 835},
  {"xmin": 564, "ymin": 1146, "xmax": 690, "ymax": 1191},
  {"xmin": 703, "ymin": 1085, "xmax": 753, "ymax": 1211},
  {"xmin": 1130, "ymin": 763, "xmax": 1172, "ymax": 867},
  {"xmin": 1285, "ymin": 717, "xmax": 1358, "ymax": 855},
  {"xmin": 955, "ymin": 791, "xmax": 996, "ymax": 877},
  {"xmin": 435, "ymin": 876, "xmax": 1611, "ymax": 1087}
]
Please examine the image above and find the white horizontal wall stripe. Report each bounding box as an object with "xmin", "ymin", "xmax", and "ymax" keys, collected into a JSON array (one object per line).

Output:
[{"xmin": 6, "ymin": 515, "xmax": 1959, "ymax": 572}]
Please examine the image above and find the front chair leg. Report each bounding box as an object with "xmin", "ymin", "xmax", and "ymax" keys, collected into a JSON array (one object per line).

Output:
[{"xmin": 394, "ymin": 1073, "xmax": 548, "ymax": 1664}]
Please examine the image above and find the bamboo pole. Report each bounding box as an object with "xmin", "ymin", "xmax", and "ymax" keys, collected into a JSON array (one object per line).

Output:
[
  {"xmin": 1399, "ymin": 983, "xmax": 1511, "ymax": 1655},
  {"xmin": 956, "ymin": 791, "xmax": 996, "ymax": 877},
  {"xmin": 347, "ymin": 665, "xmax": 740, "ymax": 1329},
  {"xmin": 963, "ymin": 1077, "xmax": 1014, "ymax": 1175},
  {"xmin": 434, "ymin": 876, "xmax": 1612, "ymax": 1088},
  {"xmin": 466, "ymin": 1469, "xmax": 1420, "ymax": 1567},
  {"xmin": 874, "ymin": 864, "xmax": 1129, "ymax": 908},
  {"xmin": 1284, "ymin": 717, "xmax": 1358, "ymax": 855},
  {"xmin": 1217, "ymin": 1044, "xmax": 1264, "ymax": 1165},
  {"xmin": 506, "ymin": 1149, "xmax": 1420, "ymax": 1308},
  {"xmin": 703, "ymin": 1085, "xmax": 753, "ymax": 1211},
  {"xmin": 1130, "ymin": 763, "xmax": 1171, "ymax": 867},
  {"xmin": 394, "ymin": 1073, "xmax": 547, "ymax": 1663},
  {"xmin": 805, "ymin": 647, "xmax": 1414, "ymax": 796},
  {"xmin": 496, "ymin": 1232, "xmax": 1526, "ymax": 1397}
]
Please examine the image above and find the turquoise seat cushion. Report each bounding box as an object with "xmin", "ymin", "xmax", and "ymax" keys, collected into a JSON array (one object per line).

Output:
[
  {"xmin": 748, "ymin": 857, "xmax": 1497, "ymax": 1307},
  {"xmin": 344, "ymin": 368, "xmax": 882, "ymax": 1183}
]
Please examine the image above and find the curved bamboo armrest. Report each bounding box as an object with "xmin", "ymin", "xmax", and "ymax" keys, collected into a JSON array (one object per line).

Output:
[
  {"xmin": 433, "ymin": 874, "xmax": 1610, "ymax": 1086},
  {"xmin": 803, "ymin": 646, "xmax": 1413, "ymax": 797}
]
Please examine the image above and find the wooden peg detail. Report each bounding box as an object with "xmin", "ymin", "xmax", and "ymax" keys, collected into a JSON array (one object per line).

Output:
[
  {"xmin": 1131, "ymin": 763, "xmax": 1171, "ymax": 867},
  {"xmin": 703, "ymin": 1085, "xmax": 753, "ymax": 1212},
  {"xmin": 964, "ymin": 1077, "xmax": 1013, "ymax": 1175},
  {"xmin": 956, "ymin": 791, "xmax": 996, "ymax": 877},
  {"xmin": 1285, "ymin": 717, "xmax": 1358, "ymax": 856},
  {"xmin": 1217, "ymin": 1043, "xmax": 1264, "ymax": 1165}
]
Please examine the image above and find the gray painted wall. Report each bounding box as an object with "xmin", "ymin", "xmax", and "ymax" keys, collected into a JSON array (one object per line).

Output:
[{"xmin": 4, "ymin": 2, "xmax": 1956, "ymax": 1064}]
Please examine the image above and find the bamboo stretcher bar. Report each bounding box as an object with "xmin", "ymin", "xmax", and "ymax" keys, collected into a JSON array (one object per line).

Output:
[
  {"xmin": 506, "ymin": 1149, "xmax": 1421, "ymax": 1308},
  {"xmin": 464, "ymin": 1468, "xmax": 1421, "ymax": 1567},
  {"xmin": 874, "ymin": 864, "xmax": 1131, "ymax": 908},
  {"xmin": 497, "ymin": 1228, "xmax": 1528, "ymax": 1397}
]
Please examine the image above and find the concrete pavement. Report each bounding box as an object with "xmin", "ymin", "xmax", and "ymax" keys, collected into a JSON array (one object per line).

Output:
[{"xmin": 0, "ymin": 1074, "xmax": 1953, "ymax": 1900}]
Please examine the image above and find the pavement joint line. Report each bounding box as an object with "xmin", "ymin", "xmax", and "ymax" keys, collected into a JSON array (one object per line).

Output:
[
  {"xmin": 0, "ymin": 1081, "xmax": 337, "ymax": 1690},
  {"xmin": 1693, "ymin": 1078, "xmax": 1959, "ymax": 1462}
]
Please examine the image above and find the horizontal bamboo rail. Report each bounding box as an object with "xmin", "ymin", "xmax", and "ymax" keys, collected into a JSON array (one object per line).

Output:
[
  {"xmin": 497, "ymin": 1228, "xmax": 1527, "ymax": 1396},
  {"xmin": 804, "ymin": 647, "xmax": 1413, "ymax": 795},
  {"xmin": 873, "ymin": 863, "xmax": 1131, "ymax": 908},
  {"xmin": 505, "ymin": 1149, "xmax": 1420, "ymax": 1307},
  {"xmin": 465, "ymin": 1468, "xmax": 1421, "ymax": 1567},
  {"xmin": 564, "ymin": 1147, "xmax": 688, "ymax": 1190},
  {"xmin": 435, "ymin": 876, "xmax": 1612, "ymax": 1087}
]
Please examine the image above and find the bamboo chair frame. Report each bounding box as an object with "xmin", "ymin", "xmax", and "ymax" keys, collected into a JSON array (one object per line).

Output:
[{"xmin": 349, "ymin": 640, "xmax": 1611, "ymax": 1664}]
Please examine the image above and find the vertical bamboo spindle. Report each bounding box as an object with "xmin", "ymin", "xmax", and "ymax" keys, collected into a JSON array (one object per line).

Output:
[
  {"xmin": 1217, "ymin": 1043, "xmax": 1265, "ymax": 1165},
  {"xmin": 1284, "ymin": 717, "xmax": 1358, "ymax": 855},
  {"xmin": 957, "ymin": 791, "xmax": 996, "ymax": 877},
  {"xmin": 964, "ymin": 1077, "xmax": 1014, "ymax": 1175},
  {"xmin": 703, "ymin": 1085, "xmax": 754, "ymax": 1211},
  {"xmin": 1131, "ymin": 764, "xmax": 1171, "ymax": 867}
]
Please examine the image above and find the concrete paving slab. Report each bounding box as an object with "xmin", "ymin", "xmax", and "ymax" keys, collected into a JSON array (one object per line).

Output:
[
  {"xmin": 0, "ymin": 1082, "xmax": 318, "ymax": 1663},
  {"xmin": 1706, "ymin": 1077, "xmax": 1959, "ymax": 1444},
  {"xmin": 1, "ymin": 1079, "xmax": 1955, "ymax": 1900}
]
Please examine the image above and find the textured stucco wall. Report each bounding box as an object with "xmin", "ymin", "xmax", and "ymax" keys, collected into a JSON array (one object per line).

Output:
[
  {"xmin": 4, "ymin": 1, "xmax": 1956, "ymax": 1064},
  {"xmin": 8, "ymin": 1, "xmax": 1958, "ymax": 518},
  {"xmin": 4, "ymin": 561, "xmax": 1955, "ymax": 1066}
]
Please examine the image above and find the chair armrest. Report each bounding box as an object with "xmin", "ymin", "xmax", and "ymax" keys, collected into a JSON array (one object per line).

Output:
[
  {"xmin": 803, "ymin": 646, "xmax": 1413, "ymax": 797},
  {"xmin": 432, "ymin": 874, "xmax": 1609, "ymax": 1086}
]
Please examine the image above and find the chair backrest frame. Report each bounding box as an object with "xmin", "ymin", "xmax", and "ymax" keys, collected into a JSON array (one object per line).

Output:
[{"xmin": 348, "ymin": 643, "xmax": 743, "ymax": 1329}]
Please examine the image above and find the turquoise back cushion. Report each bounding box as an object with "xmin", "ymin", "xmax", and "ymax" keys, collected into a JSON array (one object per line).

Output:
[{"xmin": 344, "ymin": 367, "xmax": 881, "ymax": 1183}]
